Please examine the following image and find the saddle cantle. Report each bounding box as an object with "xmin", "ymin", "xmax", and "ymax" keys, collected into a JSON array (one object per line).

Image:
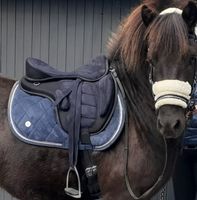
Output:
[{"xmin": 8, "ymin": 55, "xmax": 126, "ymax": 198}]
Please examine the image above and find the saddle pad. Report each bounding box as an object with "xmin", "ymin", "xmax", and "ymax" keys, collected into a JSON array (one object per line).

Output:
[{"xmin": 8, "ymin": 82, "xmax": 125, "ymax": 151}]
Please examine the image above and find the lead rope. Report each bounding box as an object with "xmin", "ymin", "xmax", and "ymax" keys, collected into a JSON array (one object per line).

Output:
[{"xmin": 124, "ymin": 106, "xmax": 168, "ymax": 200}]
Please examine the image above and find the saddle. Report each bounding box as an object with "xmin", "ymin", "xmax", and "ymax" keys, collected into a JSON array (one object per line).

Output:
[
  {"xmin": 8, "ymin": 55, "xmax": 126, "ymax": 198},
  {"xmin": 22, "ymin": 56, "xmax": 116, "ymax": 137}
]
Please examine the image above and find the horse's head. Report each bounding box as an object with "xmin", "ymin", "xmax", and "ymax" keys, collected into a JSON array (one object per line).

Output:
[{"xmin": 142, "ymin": 1, "xmax": 197, "ymax": 138}]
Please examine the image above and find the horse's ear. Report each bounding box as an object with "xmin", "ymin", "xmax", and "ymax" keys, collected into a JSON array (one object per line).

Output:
[
  {"xmin": 182, "ymin": 1, "xmax": 197, "ymax": 32},
  {"xmin": 141, "ymin": 5, "xmax": 157, "ymax": 27}
]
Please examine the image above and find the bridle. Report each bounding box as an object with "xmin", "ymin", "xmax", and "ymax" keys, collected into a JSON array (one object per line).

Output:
[{"xmin": 148, "ymin": 33, "xmax": 197, "ymax": 112}]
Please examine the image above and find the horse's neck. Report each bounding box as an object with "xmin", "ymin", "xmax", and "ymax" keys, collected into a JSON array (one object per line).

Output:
[
  {"xmin": 120, "ymin": 67, "xmax": 161, "ymax": 142},
  {"xmin": 0, "ymin": 76, "xmax": 15, "ymax": 109},
  {"xmin": 125, "ymin": 71, "xmax": 165, "ymax": 166},
  {"xmin": 121, "ymin": 71, "xmax": 180, "ymax": 196},
  {"xmin": 113, "ymin": 62, "xmax": 170, "ymax": 193}
]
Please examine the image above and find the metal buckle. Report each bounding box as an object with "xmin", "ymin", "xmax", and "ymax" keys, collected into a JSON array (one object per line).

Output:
[
  {"xmin": 85, "ymin": 165, "xmax": 97, "ymax": 177},
  {"xmin": 64, "ymin": 166, "xmax": 81, "ymax": 198},
  {"xmin": 184, "ymin": 145, "xmax": 197, "ymax": 150}
]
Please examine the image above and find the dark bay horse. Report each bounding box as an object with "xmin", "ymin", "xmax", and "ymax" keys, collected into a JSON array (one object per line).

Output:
[{"xmin": 0, "ymin": 0, "xmax": 197, "ymax": 199}]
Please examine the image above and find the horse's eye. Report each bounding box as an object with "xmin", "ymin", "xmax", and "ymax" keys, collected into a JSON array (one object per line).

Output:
[
  {"xmin": 147, "ymin": 59, "xmax": 155, "ymax": 67},
  {"xmin": 190, "ymin": 56, "xmax": 197, "ymax": 66}
]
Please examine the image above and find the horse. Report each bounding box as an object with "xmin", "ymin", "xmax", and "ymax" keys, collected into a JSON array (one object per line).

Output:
[{"xmin": 0, "ymin": 0, "xmax": 197, "ymax": 199}]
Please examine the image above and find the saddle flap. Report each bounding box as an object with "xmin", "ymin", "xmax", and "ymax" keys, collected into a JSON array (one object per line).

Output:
[
  {"xmin": 80, "ymin": 74, "xmax": 116, "ymax": 133},
  {"xmin": 98, "ymin": 74, "xmax": 115, "ymax": 117}
]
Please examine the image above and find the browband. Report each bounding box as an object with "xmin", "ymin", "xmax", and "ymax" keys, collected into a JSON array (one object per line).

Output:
[
  {"xmin": 159, "ymin": 8, "xmax": 182, "ymax": 15},
  {"xmin": 159, "ymin": 9, "xmax": 197, "ymax": 38}
]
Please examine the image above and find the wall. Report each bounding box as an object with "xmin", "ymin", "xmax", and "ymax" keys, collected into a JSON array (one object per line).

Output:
[{"xmin": 0, "ymin": 0, "xmax": 136, "ymax": 79}]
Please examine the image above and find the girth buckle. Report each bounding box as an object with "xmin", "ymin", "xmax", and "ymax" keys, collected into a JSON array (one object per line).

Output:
[
  {"xmin": 64, "ymin": 166, "xmax": 82, "ymax": 198},
  {"xmin": 85, "ymin": 165, "xmax": 97, "ymax": 177}
]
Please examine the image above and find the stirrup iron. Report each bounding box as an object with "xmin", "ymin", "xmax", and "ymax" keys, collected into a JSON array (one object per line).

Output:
[{"xmin": 64, "ymin": 166, "xmax": 82, "ymax": 198}]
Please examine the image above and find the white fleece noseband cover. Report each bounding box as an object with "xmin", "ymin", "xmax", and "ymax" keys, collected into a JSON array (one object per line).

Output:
[{"xmin": 152, "ymin": 80, "xmax": 192, "ymax": 109}]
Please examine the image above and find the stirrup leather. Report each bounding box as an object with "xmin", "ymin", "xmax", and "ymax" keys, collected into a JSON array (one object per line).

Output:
[{"xmin": 64, "ymin": 166, "xmax": 82, "ymax": 198}]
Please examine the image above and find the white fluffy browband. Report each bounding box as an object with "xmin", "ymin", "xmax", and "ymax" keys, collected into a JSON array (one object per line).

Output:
[
  {"xmin": 160, "ymin": 8, "xmax": 197, "ymax": 37},
  {"xmin": 152, "ymin": 80, "xmax": 191, "ymax": 109},
  {"xmin": 159, "ymin": 8, "xmax": 183, "ymax": 15}
]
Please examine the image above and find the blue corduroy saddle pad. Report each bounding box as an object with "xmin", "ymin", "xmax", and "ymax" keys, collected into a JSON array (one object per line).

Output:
[{"xmin": 8, "ymin": 82, "xmax": 125, "ymax": 151}]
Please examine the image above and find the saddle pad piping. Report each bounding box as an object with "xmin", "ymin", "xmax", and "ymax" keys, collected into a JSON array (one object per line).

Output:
[
  {"xmin": 8, "ymin": 81, "xmax": 64, "ymax": 147},
  {"xmin": 93, "ymin": 92, "xmax": 125, "ymax": 150}
]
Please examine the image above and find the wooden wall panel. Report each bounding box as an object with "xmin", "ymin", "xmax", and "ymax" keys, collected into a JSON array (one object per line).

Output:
[
  {"xmin": 57, "ymin": 0, "xmax": 67, "ymax": 70},
  {"xmin": 66, "ymin": 0, "xmax": 76, "ymax": 70},
  {"xmin": 75, "ymin": 0, "xmax": 85, "ymax": 68},
  {"xmin": 49, "ymin": 0, "xmax": 59, "ymax": 66},
  {"xmin": 15, "ymin": 0, "xmax": 24, "ymax": 79},
  {"xmin": 23, "ymin": 0, "xmax": 33, "ymax": 71},
  {"xmin": 1, "ymin": 0, "xmax": 8, "ymax": 75},
  {"xmin": 0, "ymin": 0, "xmax": 139, "ymax": 77},
  {"xmin": 0, "ymin": 0, "xmax": 2, "ymax": 73},
  {"xmin": 6, "ymin": 0, "xmax": 15, "ymax": 78}
]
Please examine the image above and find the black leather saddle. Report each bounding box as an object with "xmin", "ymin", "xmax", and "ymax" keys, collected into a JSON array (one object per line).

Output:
[
  {"xmin": 21, "ymin": 56, "xmax": 116, "ymax": 137},
  {"xmin": 19, "ymin": 55, "xmax": 118, "ymax": 198}
]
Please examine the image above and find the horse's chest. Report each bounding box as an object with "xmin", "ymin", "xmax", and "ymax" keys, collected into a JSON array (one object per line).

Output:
[{"xmin": 127, "ymin": 131, "xmax": 164, "ymax": 194}]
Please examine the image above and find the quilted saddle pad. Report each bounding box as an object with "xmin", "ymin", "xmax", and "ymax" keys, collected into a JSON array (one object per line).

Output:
[{"xmin": 8, "ymin": 82, "xmax": 125, "ymax": 151}]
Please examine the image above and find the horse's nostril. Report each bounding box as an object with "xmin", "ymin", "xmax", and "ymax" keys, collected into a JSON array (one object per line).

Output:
[
  {"xmin": 157, "ymin": 119, "xmax": 162, "ymax": 130},
  {"xmin": 173, "ymin": 120, "xmax": 180, "ymax": 130},
  {"xmin": 157, "ymin": 117, "xmax": 185, "ymax": 138},
  {"xmin": 157, "ymin": 106, "xmax": 185, "ymax": 138}
]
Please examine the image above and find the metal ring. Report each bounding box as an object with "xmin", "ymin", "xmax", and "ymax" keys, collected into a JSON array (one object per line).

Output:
[{"xmin": 33, "ymin": 82, "xmax": 40, "ymax": 86}]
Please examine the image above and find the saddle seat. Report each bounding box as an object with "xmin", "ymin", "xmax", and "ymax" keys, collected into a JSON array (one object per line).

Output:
[{"xmin": 26, "ymin": 56, "xmax": 108, "ymax": 81}]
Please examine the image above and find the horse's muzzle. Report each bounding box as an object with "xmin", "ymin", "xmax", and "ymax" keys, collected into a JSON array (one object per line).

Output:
[{"xmin": 157, "ymin": 105, "xmax": 186, "ymax": 139}]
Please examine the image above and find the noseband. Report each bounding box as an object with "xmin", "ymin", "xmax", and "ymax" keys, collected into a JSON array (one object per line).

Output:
[
  {"xmin": 149, "ymin": 33, "xmax": 197, "ymax": 111},
  {"xmin": 152, "ymin": 80, "xmax": 191, "ymax": 109}
]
